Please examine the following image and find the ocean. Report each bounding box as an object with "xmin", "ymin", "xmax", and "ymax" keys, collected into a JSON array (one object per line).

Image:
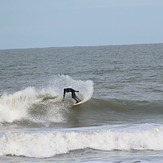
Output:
[{"xmin": 0, "ymin": 43, "xmax": 163, "ymax": 162}]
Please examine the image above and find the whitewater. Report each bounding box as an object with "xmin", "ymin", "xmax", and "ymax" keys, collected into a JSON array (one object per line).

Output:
[
  {"xmin": 0, "ymin": 44, "xmax": 163, "ymax": 162},
  {"xmin": 1, "ymin": 124, "xmax": 163, "ymax": 158}
]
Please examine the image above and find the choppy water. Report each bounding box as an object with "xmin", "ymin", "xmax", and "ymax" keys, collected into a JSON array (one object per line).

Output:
[{"xmin": 0, "ymin": 44, "xmax": 163, "ymax": 162}]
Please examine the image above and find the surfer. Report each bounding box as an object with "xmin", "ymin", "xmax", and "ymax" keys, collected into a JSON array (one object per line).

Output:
[{"xmin": 63, "ymin": 88, "xmax": 81, "ymax": 103}]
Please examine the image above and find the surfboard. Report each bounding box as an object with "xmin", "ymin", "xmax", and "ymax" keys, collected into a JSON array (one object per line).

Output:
[{"xmin": 73, "ymin": 101, "xmax": 83, "ymax": 106}]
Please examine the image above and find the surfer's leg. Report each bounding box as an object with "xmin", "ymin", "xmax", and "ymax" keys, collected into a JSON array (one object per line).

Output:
[
  {"xmin": 75, "ymin": 96, "xmax": 81, "ymax": 102},
  {"xmin": 74, "ymin": 98, "xmax": 79, "ymax": 103},
  {"xmin": 72, "ymin": 93, "xmax": 80, "ymax": 103},
  {"xmin": 75, "ymin": 97, "xmax": 80, "ymax": 103}
]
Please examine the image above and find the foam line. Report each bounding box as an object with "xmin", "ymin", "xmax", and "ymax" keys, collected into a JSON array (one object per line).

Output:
[{"xmin": 0, "ymin": 124, "xmax": 163, "ymax": 158}]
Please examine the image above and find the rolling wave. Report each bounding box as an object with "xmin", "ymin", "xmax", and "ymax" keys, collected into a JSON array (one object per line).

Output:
[
  {"xmin": 0, "ymin": 75, "xmax": 162, "ymax": 127},
  {"xmin": 66, "ymin": 98, "xmax": 163, "ymax": 128},
  {"xmin": 80, "ymin": 98, "xmax": 163, "ymax": 114}
]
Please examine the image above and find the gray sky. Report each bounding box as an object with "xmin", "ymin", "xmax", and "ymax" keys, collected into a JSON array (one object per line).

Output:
[{"xmin": 1, "ymin": 0, "xmax": 163, "ymax": 49}]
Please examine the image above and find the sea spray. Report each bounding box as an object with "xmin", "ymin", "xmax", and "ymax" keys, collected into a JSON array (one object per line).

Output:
[{"xmin": 48, "ymin": 75, "xmax": 94, "ymax": 102}]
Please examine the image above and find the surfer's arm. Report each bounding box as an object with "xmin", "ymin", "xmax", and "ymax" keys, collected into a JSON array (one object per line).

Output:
[
  {"xmin": 63, "ymin": 89, "xmax": 66, "ymax": 101},
  {"xmin": 63, "ymin": 93, "xmax": 65, "ymax": 98},
  {"xmin": 62, "ymin": 94, "xmax": 65, "ymax": 101}
]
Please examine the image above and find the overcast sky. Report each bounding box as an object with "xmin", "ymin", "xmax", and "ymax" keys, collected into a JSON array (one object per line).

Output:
[{"xmin": 0, "ymin": 0, "xmax": 163, "ymax": 49}]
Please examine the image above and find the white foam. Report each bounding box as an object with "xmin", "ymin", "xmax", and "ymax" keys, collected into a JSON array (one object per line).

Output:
[
  {"xmin": 0, "ymin": 124, "xmax": 163, "ymax": 158},
  {"xmin": 0, "ymin": 87, "xmax": 38, "ymax": 123}
]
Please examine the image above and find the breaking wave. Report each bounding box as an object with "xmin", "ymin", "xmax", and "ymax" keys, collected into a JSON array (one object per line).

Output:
[{"xmin": 0, "ymin": 75, "xmax": 93, "ymax": 123}]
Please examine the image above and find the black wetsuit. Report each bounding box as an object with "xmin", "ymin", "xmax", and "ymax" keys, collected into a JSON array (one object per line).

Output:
[{"xmin": 63, "ymin": 88, "xmax": 80, "ymax": 103}]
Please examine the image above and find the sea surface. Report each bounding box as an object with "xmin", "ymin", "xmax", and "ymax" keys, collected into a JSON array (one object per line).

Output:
[{"xmin": 0, "ymin": 43, "xmax": 163, "ymax": 162}]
